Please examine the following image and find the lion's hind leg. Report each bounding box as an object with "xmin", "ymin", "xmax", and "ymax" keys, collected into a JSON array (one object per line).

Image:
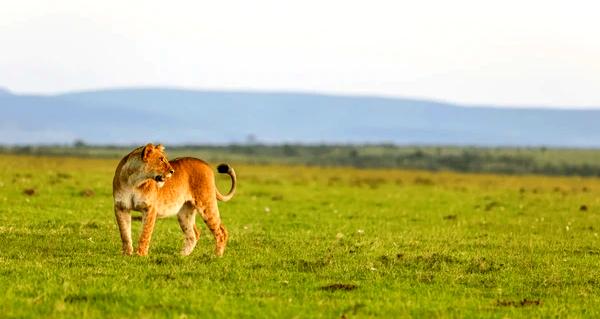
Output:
[
  {"xmin": 177, "ymin": 204, "xmax": 199, "ymax": 256},
  {"xmin": 200, "ymin": 202, "xmax": 228, "ymax": 257}
]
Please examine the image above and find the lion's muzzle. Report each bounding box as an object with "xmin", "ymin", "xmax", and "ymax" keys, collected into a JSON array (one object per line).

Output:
[{"xmin": 154, "ymin": 171, "xmax": 174, "ymax": 183}]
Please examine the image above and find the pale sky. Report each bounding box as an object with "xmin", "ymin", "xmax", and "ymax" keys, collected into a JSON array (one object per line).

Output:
[{"xmin": 1, "ymin": 0, "xmax": 599, "ymax": 107}]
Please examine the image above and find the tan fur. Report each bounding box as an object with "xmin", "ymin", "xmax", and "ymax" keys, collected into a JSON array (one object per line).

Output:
[{"xmin": 112, "ymin": 143, "xmax": 236, "ymax": 256}]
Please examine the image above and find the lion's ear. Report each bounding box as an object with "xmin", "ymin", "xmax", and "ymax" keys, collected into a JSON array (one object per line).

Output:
[
  {"xmin": 141, "ymin": 143, "xmax": 154, "ymax": 161},
  {"xmin": 156, "ymin": 144, "xmax": 165, "ymax": 152}
]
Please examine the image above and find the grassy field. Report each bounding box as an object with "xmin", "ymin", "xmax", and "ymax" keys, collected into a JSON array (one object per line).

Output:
[
  {"xmin": 1, "ymin": 154, "xmax": 600, "ymax": 318},
  {"xmin": 5, "ymin": 144, "xmax": 600, "ymax": 176}
]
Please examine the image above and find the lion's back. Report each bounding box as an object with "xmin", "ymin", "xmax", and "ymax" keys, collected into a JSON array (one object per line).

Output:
[
  {"xmin": 165, "ymin": 157, "xmax": 217, "ymax": 201},
  {"xmin": 171, "ymin": 157, "xmax": 213, "ymax": 177}
]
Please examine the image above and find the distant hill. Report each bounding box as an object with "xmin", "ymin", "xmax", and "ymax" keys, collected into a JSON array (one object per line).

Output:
[{"xmin": 1, "ymin": 87, "xmax": 600, "ymax": 146}]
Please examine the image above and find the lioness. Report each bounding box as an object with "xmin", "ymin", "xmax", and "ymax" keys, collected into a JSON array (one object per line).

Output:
[{"xmin": 112, "ymin": 143, "xmax": 236, "ymax": 256}]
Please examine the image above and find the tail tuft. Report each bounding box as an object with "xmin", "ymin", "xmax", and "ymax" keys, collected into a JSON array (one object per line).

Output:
[{"xmin": 217, "ymin": 163, "xmax": 230, "ymax": 174}]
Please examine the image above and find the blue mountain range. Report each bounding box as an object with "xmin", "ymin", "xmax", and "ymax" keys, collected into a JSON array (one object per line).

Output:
[{"xmin": 1, "ymin": 87, "xmax": 599, "ymax": 147}]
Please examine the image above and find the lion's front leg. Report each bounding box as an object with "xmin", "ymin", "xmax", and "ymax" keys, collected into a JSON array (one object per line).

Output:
[
  {"xmin": 136, "ymin": 207, "xmax": 158, "ymax": 256},
  {"xmin": 114, "ymin": 204, "xmax": 133, "ymax": 255}
]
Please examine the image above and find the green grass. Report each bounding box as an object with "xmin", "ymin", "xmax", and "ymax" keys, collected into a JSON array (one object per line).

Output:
[{"xmin": 1, "ymin": 154, "xmax": 600, "ymax": 318}]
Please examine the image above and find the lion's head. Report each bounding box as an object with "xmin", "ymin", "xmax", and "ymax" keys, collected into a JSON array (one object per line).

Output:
[{"xmin": 140, "ymin": 143, "xmax": 174, "ymax": 184}]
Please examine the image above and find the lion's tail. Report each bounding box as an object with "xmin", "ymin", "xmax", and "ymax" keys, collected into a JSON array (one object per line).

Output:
[{"xmin": 216, "ymin": 164, "xmax": 236, "ymax": 202}]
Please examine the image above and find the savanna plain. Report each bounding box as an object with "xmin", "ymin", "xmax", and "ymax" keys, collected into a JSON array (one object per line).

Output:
[{"xmin": 1, "ymin": 154, "xmax": 600, "ymax": 318}]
